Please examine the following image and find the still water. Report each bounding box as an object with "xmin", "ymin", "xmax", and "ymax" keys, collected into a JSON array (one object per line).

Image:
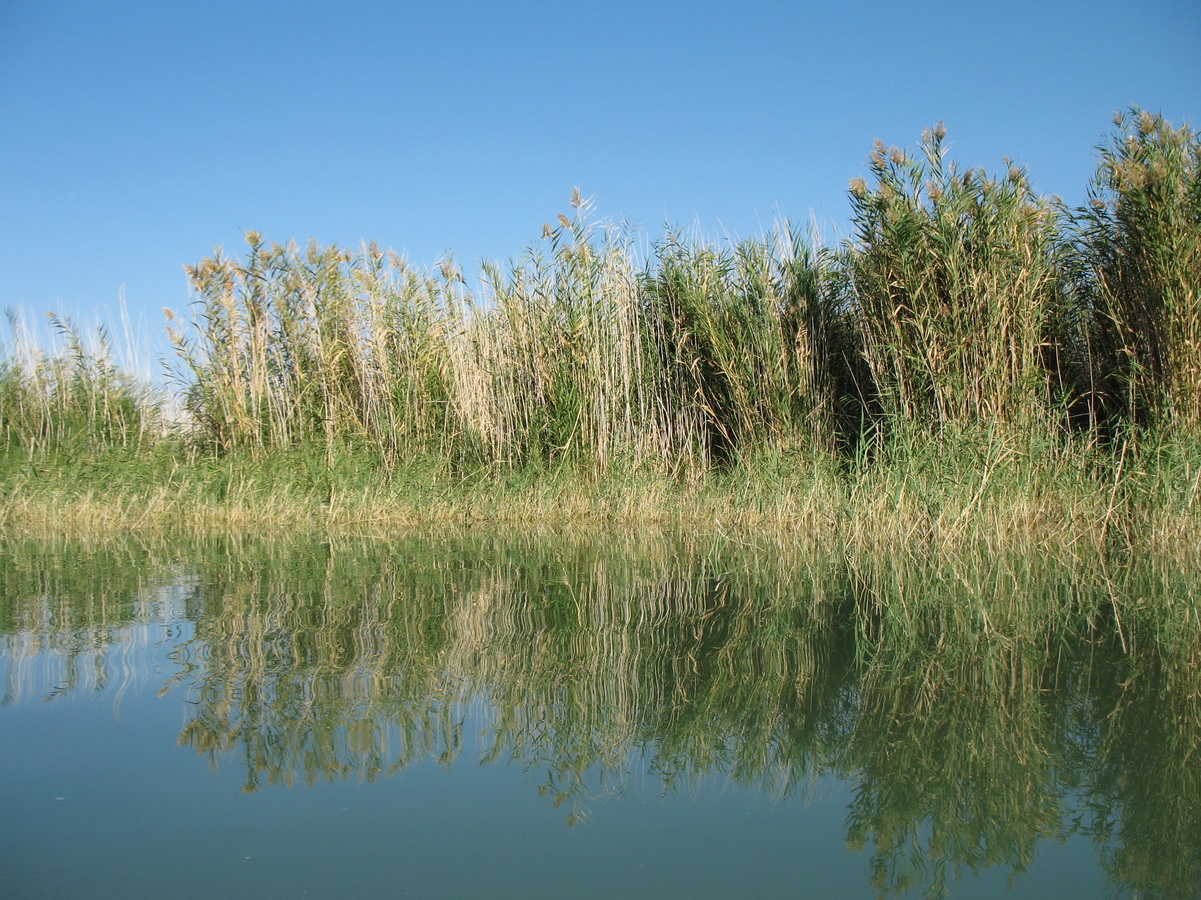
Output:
[{"xmin": 1, "ymin": 532, "xmax": 1197, "ymax": 898}]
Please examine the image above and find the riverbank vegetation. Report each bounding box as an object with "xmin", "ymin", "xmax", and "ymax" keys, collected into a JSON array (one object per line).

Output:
[{"xmin": 2, "ymin": 108, "xmax": 1198, "ymax": 552}]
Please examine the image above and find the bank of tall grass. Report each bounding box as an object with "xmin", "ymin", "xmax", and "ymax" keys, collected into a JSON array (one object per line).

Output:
[
  {"xmin": 165, "ymin": 191, "xmax": 848, "ymax": 472},
  {"xmin": 2, "ymin": 108, "xmax": 1198, "ymax": 550},
  {"xmin": 0, "ymin": 311, "xmax": 162, "ymax": 455}
]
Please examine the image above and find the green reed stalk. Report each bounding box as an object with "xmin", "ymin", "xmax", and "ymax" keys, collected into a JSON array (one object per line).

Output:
[
  {"xmin": 638, "ymin": 224, "xmax": 847, "ymax": 470},
  {"xmin": 172, "ymin": 196, "xmax": 845, "ymax": 477},
  {"xmin": 8, "ymin": 108, "xmax": 1193, "ymax": 539}
]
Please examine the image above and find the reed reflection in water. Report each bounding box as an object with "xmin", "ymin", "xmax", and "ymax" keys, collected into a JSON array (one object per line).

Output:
[{"xmin": 1, "ymin": 531, "xmax": 1198, "ymax": 899}]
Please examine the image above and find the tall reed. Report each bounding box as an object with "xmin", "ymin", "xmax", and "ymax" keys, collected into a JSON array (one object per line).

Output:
[
  {"xmin": 173, "ymin": 197, "xmax": 845, "ymax": 475},
  {"xmin": 0, "ymin": 311, "xmax": 161, "ymax": 454},
  {"xmin": 174, "ymin": 234, "xmax": 465, "ymax": 461},
  {"xmin": 466, "ymin": 193, "xmax": 650, "ymax": 469},
  {"xmin": 847, "ymin": 124, "xmax": 1067, "ymax": 435},
  {"xmin": 639, "ymin": 225, "xmax": 849, "ymax": 468},
  {"xmin": 1075, "ymin": 108, "xmax": 1201, "ymax": 430},
  {"xmin": 8, "ymin": 109, "xmax": 1200, "ymax": 517}
]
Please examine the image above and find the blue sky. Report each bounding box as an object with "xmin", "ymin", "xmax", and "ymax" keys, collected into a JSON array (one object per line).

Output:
[{"xmin": 1, "ymin": 0, "xmax": 1198, "ymax": 357}]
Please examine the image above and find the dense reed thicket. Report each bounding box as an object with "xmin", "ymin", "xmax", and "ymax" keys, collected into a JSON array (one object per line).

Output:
[
  {"xmin": 848, "ymin": 125, "xmax": 1066, "ymax": 432},
  {"xmin": 1075, "ymin": 109, "xmax": 1201, "ymax": 429},
  {"xmin": 2, "ymin": 108, "xmax": 1198, "ymax": 522},
  {"xmin": 168, "ymin": 191, "xmax": 849, "ymax": 472}
]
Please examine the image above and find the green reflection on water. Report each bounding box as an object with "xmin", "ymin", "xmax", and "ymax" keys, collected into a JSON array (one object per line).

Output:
[{"xmin": 1, "ymin": 531, "xmax": 1198, "ymax": 898}]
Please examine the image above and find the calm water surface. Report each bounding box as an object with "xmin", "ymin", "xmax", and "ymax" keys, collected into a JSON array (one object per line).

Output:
[{"xmin": 1, "ymin": 533, "xmax": 1197, "ymax": 898}]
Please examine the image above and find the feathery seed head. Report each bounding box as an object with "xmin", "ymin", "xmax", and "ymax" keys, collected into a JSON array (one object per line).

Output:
[{"xmin": 870, "ymin": 139, "xmax": 886, "ymax": 168}]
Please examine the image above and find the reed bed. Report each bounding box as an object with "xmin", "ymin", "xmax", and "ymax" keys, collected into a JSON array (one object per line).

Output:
[
  {"xmin": 171, "ymin": 190, "xmax": 847, "ymax": 473},
  {"xmin": 1074, "ymin": 110, "xmax": 1201, "ymax": 429},
  {"xmin": 847, "ymin": 124, "xmax": 1065, "ymax": 433},
  {"xmin": 2, "ymin": 109, "xmax": 1199, "ymax": 549}
]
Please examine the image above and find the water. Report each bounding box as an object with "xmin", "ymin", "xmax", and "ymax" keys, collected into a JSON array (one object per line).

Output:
[{"xmin": 1, "ymin": 532, "xmax": 1197, "ymax": 898}]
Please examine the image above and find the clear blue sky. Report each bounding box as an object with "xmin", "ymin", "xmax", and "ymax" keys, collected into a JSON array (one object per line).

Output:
[{"xmin": 1, "ymin": 0, "xmax": 1198, "ymax": 355}]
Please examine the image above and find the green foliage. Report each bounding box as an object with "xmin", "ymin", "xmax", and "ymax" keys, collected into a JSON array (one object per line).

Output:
[
  {"xmin": 173, "ymin": 236, "xmax": 463, "ymax": 460},
  {"xmin": 1075, "ymin": 108, "xmax": 1201, "ymax": 429},
  {"xmin": 157, "ymin": 111, "xmax": 1201, "ymax": 473},
  {"xmin": 173, "ymin": 199, "xmax": 846, "ymax": 475},
  {"xmin": 639, "ymin": 228, "xmax": 851, "ymax": 469},
  {"xmin": 847, "ymin": 124, "xmax": 1066, "ymax": 434}
]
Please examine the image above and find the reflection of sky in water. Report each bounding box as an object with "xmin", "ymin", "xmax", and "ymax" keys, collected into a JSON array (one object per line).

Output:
[
  {"xmin": 1, "ymin": 577, "xmax": 195, "ymax": 707},
  {"xmin": 0, "ymin": 540, "xmax": 1196, "ymax": 899}
]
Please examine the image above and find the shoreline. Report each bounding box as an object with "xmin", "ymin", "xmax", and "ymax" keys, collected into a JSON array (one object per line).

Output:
[{"xmin": 3, "ymin": 437, "xmax": 1198, "ymax": 564}]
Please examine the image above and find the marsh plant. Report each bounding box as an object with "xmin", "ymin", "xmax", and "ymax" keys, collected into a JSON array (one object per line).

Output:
[
  {"xmin": 2, "ymin": 109, "xmax": 1200, "ymax": 547},
  {"xmin": 847, "ymin": 123, "xmax": 1067, "ymax": 434},
  {"xmin": 0, "ymin": 310, "xmax": 162, "ymax": 455},
  {"xmin": 173, "ymin": 189, "xmax": 848, "ymax": 474},
  {"xmin": 169, "ymin": 112, "xmax": 1196, "ymax": 464},
  {"xmin": 1074, "ymin": 109, "xmax": 1201, "ymax": 430}
]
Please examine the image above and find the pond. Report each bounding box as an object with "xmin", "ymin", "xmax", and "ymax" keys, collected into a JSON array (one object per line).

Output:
[{"xmin": 1, "ymin": 532, "xmax": 1198, "ymax": 898}]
